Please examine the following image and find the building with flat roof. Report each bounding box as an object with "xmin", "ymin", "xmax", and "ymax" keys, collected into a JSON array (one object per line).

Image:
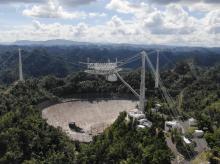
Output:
[
  {"xmin": 182, "ymin": 136, "xmax": 192, "ymax": 144},
  {"xmin": 188, "ymin": 118, "xmax": 197, "ymax": 126},
  {"xmin": 165, "ymin": 120, "xmax": 182, "ymax": 132}
]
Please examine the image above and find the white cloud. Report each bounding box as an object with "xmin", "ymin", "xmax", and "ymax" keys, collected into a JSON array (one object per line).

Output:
[
  {"xmin": 106, "ymin": 0, "xmax": 133, "ymax": 14},
  {"xmin": 0, "ymin": 0, "xmax": 220, "ymax": 46},
  {"xmin": 23, "ymin": 0, "xmax": 87, "ymax": 19},
  {"xmin": 32, "ymin": 20, "xmax": 43, "ymax": 30},
  {"xmin": 107, "ymin": 1, "xmax": 197, "ymax": 35},
  {"xmin": 0, "ymin": 18, "xmax": 219, "ymax": 46},
  {"xmin": 108, "ymin": 16, "xmax": 124, "ymax": 27},
  {"xmin": 88, "ymin": 12, "xmax": 106, "ymax": 18},
  {"xmin": 106, "ymin": 0, "xmax": 153, "ymax": 19},
  {"xmin": 107, "ymin": 16, "xmax": 140, "ymax": 36},
  {"xmin": 29, "ymin": 21, "xmax": 94, "ymax": 41},
  {"xmin": 148, "ymin": 0, "xmax": 220, "ymax": 5},
  {"xmin": 143, "ymin": 10, "xmax": 195, "ymax": 35},
  {"xmin": 147, "ymin": 0, "xmax": 220, "ymax": 13},
  {"xmin": 59, "ymin": 0, "xmax": 97, "ymax": 7},
  {"xmin": 23, "ymin": 0, "xmax": 105, "ymax": 19},
  {"xmin": 203, "ymin": 10, "xmax": 220, "ymax": 34},
  {"xmin": 104, "ymin": 0, "xmax": 220, "ymax": 46},
  {"xmin": 0, "ymin": 0, "xmax": 45, "ymax": 4},
  {"xmin": 0, "ymin": 0, "xmax": 97, "ymax": 6},
  {"xmin": 73, "ymin": 23, "xmax": 88, "ymax": 37}
]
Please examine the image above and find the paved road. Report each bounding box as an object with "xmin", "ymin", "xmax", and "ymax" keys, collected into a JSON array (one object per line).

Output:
[
  {"xmin": 165, "ymin": 135, "xmax": 190, "ymax": 164},
  {"xmin": 192, "ymin": 138, "xmax": 209, "ymax": 153}
]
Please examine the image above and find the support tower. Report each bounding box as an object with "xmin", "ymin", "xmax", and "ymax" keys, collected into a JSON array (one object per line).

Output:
[
  {"xmin": 139, "ymin": 51, "xmax": 146, "ymax": 112},
  {"xmin": 18, "ymin": 48, "xmax": 24, "ymax": 81}
]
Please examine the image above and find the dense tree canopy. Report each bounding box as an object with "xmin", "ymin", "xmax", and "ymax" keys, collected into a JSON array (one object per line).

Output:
[
  {"xmin": 0, "ymin": 78, "xmax": 173, "ymax": 163},
  {"xmin": 0, "ymin": 49, "xmax": 220, "ymax": 163}
]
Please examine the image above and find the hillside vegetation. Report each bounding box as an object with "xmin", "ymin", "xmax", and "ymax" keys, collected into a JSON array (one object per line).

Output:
[
  {"xmin": 0, "ymin": 45, "xmax": 220, "ymax": 84},
  {"xmin": 0, "ymin": 80, "xmax": 173, "ymax": 163},
  {"xmin": 0, "ymin": 45, "xmax": 219, "ymax": 163}
]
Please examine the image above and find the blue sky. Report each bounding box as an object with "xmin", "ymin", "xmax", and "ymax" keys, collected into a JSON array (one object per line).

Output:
[{"xmin": 0, "ymin": 0, "xmax": 219, "ymax": 46}]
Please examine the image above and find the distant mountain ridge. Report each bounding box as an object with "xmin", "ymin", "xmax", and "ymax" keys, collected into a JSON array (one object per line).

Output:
[
  {"xmin": 13, "ymin": 39, "xmax": 91, "ymax": 46},
  {"xmin": 12, "ymin": 39, "xmax": 167, "ymax": 48},
  {"xmin": 0, "ymin": 41, "xmax": 220, "ymax": 84},
  {"xmin": 3, "ymin": 39, "xmax": 218, "ymax": 49}
]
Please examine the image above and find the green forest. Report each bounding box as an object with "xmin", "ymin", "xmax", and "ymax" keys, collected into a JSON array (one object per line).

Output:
[
  {"xmin": 0, "ymin": 79, "xmax": 173, "ymax": 163},
  {"xmin": 0, "ymin": 46, "xmax": 220, "ymax": 163}
]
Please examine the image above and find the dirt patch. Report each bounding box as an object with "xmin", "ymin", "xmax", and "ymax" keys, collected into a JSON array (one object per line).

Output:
[{"xmin": 42, "ymin": 100, "xmax": 137, "ymax": 142}]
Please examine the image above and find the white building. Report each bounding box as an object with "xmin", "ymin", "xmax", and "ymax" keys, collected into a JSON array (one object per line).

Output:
[
  {"xmin": 165, "ymin": 120, "xmax": 181, "ymax": 131},
  {"xmin": 128, "ymin": 109, "xmax": 152, "ymax": 129},
  {"xmin": 182, "ymin": 136, "xmax": 192, "ymax": 144},
  {"xmin": 193, "ymin": 130, "xmax": 204, "ymax": 138},
  {"xmin": 128, "ymin": 109, "xmax": 145, "ymax": 120},
  {"xmin": 137, "ymin": 125, "xmax": 145, "ymax": 129},
  {"xmin": 188, "ymin": 118, "xmax": 197, "ymax": 126},
  {"xmin": 155, "ymin": 103, "xmax": 162, "ymax": 108},
  {"xmin": 141, "ymin": 121, "xmax": 152, "ymax": 128},
  {"xmin": 139, "ymin": 118, "xmax": 152, "ymax": 128}
]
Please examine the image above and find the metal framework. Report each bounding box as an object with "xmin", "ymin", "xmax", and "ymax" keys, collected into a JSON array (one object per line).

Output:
[
  {"xmin": 115, "ymin": 72, "xmax": 139, "ymax": 98},
  {"xmin": 84, "ymin": 59, "xmax": 121, "ymax": 82},
  {"xmin": 84, "ymin": 51, "xmax": 148, "ymax": 112}
]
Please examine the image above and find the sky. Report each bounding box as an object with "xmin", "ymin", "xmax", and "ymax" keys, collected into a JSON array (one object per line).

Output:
[{"xmin": 0, "ymin": 0, "xmax": 219, "ymax": 46}]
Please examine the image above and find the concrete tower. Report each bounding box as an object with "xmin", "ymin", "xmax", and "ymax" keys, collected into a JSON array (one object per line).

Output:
[{"xmin": 139, "ymin": 51, "xmax": 146, "ymax": 112}]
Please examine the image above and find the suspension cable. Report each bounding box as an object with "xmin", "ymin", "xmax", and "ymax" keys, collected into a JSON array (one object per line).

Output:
[
  {"xmin": 115, "ymin": 72, "xmax": 140, "ymax": 99},
  {"xmin": 144, "ymin": 51, "xmax": 193, "ymax": 160}
]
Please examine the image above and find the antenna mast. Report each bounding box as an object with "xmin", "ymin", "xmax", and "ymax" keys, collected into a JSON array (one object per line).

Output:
[{"xmin": 18, "ymin": 48, "xmax": 24, "ymax": 81}]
